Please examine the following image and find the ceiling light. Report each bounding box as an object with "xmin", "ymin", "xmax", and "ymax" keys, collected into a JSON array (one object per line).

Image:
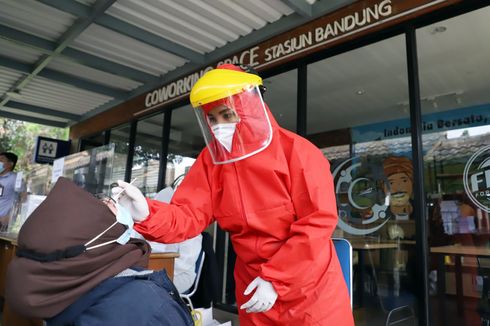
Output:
[
  {"xmin": 5, "ymin": 90, "xmax": 22, "ymax": 99},
  {"xmin": 356, "ymin": 89, "xmax": 365, "ymax": 95}
]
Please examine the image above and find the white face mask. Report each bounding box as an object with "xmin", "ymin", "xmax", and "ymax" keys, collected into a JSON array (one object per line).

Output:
[
  {"xmin": 211, "ymin": 123, "xmax": 237, "ymax": 152},
  {"xmin": 114, "ymin": 203, "xmax": 134, "ymax": 244},
  {"xmin": 85, "ymin": 203, "xmax": 134, "ymax": 250}
]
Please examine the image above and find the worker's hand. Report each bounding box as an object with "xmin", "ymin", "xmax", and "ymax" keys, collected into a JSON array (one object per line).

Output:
[
  {"xmin": 240, "ymin": 277, "xmax": 277, "ymax": 313},
  {"xmin": 112, "ymin": 180, "xmax": 149, "ymax": 222}
]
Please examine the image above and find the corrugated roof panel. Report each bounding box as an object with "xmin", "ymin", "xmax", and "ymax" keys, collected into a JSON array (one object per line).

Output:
[
  {"xmin": 262, "ymin": 0, "xmax": 297, "ymax": 16},
  {"xmin": 0, "ymin": 0, "xmax": 76, "ymax": 41},
  {"xmin": 204, "ymin": 0, "xmax": 267, "ymax": 30},
  {"xmin": 71, "ymin": 24, "xmax": 187, "ymax": 76},
  {"xmin": 108, "ymin": 0, "xmax": 229, "ymax": 52},
  {"xmin": 17, "ymin": 95, "xmax": 106, "ymax": 115},
  {"xmin": 23, "ymin": 79, "xmax": 109, "ymax": 104},
  {"xmin": 0, "ymin": 67, "xmax": 24, "ymax": 93},
  {"xmin": 13, "ymin": 94, "xmax": 103, "ymax": 116},
  {"xmin": 48, "ymin": 57, "xmax": 142, "ymax": 91},
  {"xmin": 0, "ymin": 106, "xmax": 69, "ymax": 123},
  {"xmin": 107, "ymin": 0, "xmax": 295, "ymax": 55},
  {"xmin": 13, "ymin": 94, "xmax": 94, "ymax": 116},
  {"xmin": 75, "ymin": 0, "xmax": 96, "ymax": 5},
  {"xmin": 234, "ymin": 0, "xmax": 291, "ymax": 22},
  {"xmin": 19, "ymin": 77, "xmax": 113, "ymax": 115},
  {"xmin": 177, "ymin": 0, "xmax": 253, "ymax": 37},
  {"xmin": 0, "ymin": 38, "xmax": 44, "ymax": 64},
  {"xmin": 0, "ymin": 0, "xmax": 333, "ymax": 126}
]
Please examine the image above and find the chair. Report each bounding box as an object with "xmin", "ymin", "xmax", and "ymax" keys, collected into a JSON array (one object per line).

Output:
[
  {"xmin": 180, "ymin": 249, "xmax": 205, "ymax": 312},
  {"xmin": 333, "ymin": 238, "xmax": 353, "ymax": 308},
  {"xmin": 190, "ymin": 231, "xmax": 221, "ymax": 309},
  {"xmin": 365, "ymin": 242, "xmax": 416, "ymax": 326}
]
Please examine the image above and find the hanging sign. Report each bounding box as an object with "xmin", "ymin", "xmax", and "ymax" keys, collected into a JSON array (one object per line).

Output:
[{"xmin": 34, "ymin": 136, "xmax": 71, "ymax": 164}]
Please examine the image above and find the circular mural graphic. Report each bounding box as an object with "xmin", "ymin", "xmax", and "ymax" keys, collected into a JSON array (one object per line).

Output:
[
  {"xmin": 463, "ymin": 145, "xmax": 490, "ymax": 213},
  {"xmin": 332, "ymin": 157, "xmax": 391, "ymax": 235}
]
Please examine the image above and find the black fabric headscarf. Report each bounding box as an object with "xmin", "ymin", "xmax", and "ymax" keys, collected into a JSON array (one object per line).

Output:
[{"xmin": 5, "ymin": 177, "xmax": 150, "ymax": 318}]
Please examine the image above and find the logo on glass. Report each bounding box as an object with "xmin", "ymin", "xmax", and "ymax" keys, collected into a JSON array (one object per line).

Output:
[
  {"xmin": 332, "ymin": 157, "xmax": 391, "ymax": 235},
  {"xmin": 464, "ymin": 145, "xmax": 490, "ymax": 213}
]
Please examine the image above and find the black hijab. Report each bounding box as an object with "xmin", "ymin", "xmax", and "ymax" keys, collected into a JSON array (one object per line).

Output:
[{"xmin": 5, "ymin": 177, "xmax": 150, "ymax": 318}]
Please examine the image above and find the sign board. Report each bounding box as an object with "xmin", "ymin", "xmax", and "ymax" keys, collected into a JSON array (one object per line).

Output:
[
  {"xmin": 139, "ymin": 0, "xmax": 457, "ymax": 115},
  {"xmin": 71, "ymin": 0, "xmax": 461, "ymax": 139},
  {"xmin": 351, "ymin": 104, "xmax": 490, "ymax": 143},
  {"xmin": 34, "ymin": 136, "xmax": 71, "ymax": 164}
]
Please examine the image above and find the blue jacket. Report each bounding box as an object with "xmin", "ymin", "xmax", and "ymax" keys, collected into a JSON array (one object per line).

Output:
[{"xmin": 47, "ymin": 269, "xmax": 194, "ymax": 326}]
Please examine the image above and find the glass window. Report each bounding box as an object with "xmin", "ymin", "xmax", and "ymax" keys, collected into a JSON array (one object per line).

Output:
[
  {"xmin": 418, "ymin": 7, "xmax": 490, "ymax": 326},
  {"xmin": 166, "ymin": 105, "xmax": 204, "ymax": 186},
  {"xmin": 264, "ymin": 69, "xmax": 297, "ymax": 132},
  {"xmin": 60, "ymin": 144, "xmax": 115, "ymax": 195},
  {"xmin": 307, "ymin": 35, "xmax": 416, "ymax": 325},
  {"xmin": 109, "ymin": 123, "xmax": 131, "ymax": 182},
  {"xmin": 80, "ymin": 131, "xmax": 106, "ymax": 151},
  {"xmin": 131, "ymin": 114, "xmax": 164, "ymax": 197}
]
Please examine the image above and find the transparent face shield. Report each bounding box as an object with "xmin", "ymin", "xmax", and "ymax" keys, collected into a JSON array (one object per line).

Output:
[{"xmin": 194, "ymin": 86, "xmax": 273, "ymax": 164}]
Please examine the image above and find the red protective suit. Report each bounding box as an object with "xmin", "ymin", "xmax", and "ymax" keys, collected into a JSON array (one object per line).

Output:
[{"xmin": 135, "ymin": 106, "xmax": 353, "ymax": 325}]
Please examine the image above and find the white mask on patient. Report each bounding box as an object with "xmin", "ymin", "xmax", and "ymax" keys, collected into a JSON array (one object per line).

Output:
[{"xmin": 85, "ymin": 203, "xmax": 134, "ymax": 250}]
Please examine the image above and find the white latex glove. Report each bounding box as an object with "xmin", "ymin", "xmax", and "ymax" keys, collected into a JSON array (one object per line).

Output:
[
  {"xmin": 240, "ymin": 277, "xmax": 278, "ymax": 313},
  {"xmin": 112, "ymin": 180, "xmax": 149, "ymax": 222}
]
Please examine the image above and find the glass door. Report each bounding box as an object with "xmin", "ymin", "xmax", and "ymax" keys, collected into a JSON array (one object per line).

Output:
[
  {"xmin": 307, "ymin": 34, "xmax": 416, "ymax": 325},
  {"xmin": 417, "ymin": 7, "xmax": 490, "ymax": 326}
]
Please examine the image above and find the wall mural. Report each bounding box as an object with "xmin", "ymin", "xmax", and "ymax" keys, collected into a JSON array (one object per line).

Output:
[{"xmin": 333, "ymin": 155, "xmax": 413, "ymax": 236}]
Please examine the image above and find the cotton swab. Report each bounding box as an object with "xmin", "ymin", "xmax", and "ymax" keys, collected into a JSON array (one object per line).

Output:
[{"xmin": 113, "ymin": 178, "xmax": 137, "ymax": 202}]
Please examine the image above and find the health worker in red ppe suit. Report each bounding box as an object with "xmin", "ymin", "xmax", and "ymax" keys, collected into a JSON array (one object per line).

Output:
[{"xmin": 114, "ymin": 64, "xmax": 354, "ymax": 325}]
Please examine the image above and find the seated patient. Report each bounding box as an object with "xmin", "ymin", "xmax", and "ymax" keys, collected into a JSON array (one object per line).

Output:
[{"xmin": 5, "ymin": 177, "xmax": 193, "ymax": 326}]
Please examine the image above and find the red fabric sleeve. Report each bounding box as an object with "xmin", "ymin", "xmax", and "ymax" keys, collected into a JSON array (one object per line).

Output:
[
  {"xmin": 134, "ymin": 152, "xmax": 214, "ymax": 243},
  {"xmin": 259, "ymin": 138, "xmax": 338, "ymax": 298}
]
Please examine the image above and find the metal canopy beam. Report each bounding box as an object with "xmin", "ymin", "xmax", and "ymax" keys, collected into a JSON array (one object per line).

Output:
[
  {"xmin": 38, "ymin": 0, "xmax": 205, "ymax": 64},
  {"xmin": 0, "ymin": 55, "xmax": 126, "ymax": 98},
  {"xmin": 0, "ymin": 24, "xmax": 55, "ymax": 52},
  {"xmin": 80, "ymin": 0, "xmax": 355, "ymax": 122},
  {"xmin": 0, "ymin": 24, "xmax": 158, "ymax": 83},
  {"xmin": 0, "ymin": 0, "xmax": 118, "ymax": 107},
  {"xmin": 282, "ymin": 0, "xmax": 313, "ymax": 17},
  {"xmin": 0, "ymin": 110, "xmax": 67, "ymax": 128},
  {"xmin": 5, "ymin": 101, "xmax": 81, "ymax": 121}
]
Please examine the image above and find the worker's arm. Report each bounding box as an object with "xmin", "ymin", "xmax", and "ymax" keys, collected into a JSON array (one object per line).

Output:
[{"xmin": 135, "ymin": 152, "xmax": 214, "ymax": 243}]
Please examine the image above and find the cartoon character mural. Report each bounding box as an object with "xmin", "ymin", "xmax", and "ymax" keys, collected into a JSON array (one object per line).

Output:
[{"xmin": 383, "ymin": 156, "xmax": 414, "ymax": 220}]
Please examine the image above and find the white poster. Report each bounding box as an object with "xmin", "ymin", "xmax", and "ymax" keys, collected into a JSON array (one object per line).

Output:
[
  {"xmin": 51, "ymin": 157, "xmax": 65, "ymax": 183},
  {"xmin": 14, "ymin": 171, "xmax": 23, "ymax": 191}
]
